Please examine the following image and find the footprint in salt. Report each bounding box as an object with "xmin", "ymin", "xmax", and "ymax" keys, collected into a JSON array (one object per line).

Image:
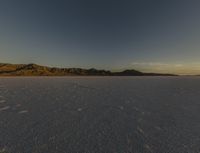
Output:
[
  {"xmin": 0, "ymin": 147, "xmax": 7, "ymax": 153},
  {"xmin": 133, "ymin": 107, "xmax": 139, "ymax": 111},
  {"xmin": 144, "ymin": 144, "xmax": 152, "ymax": 152},
  {"xmin": 137, "ymin": 126, "xmax": 145, "ymax": 135},
  {"xmin": 16, "ymin": 104, "xmax": 21, "ymax": 107},
  {"xmin": 155, "ymin": 126, "xmax": 162, "ymax": 131},
  {"xmin": 18, "ymin": 110, "xmax": 28, "ymax": 114},
  {"xmin": 119, "ymin": 106, "xmax": 124, "ymax": 110},
  {"xmin": 0, "ymin": 99, "xmax": 6, "ymax": 103},
  {"xmin": 77, "ymin": 108, "xmax": 83, "ymax": 112},
  {"xmin": 0, "ymin": 106, "xmax": 10, "ymax": 111}
]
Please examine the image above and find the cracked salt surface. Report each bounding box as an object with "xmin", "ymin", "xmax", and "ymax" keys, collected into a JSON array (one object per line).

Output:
[{"xmin": 0, "ymin": 77, "xmax": 200, "ymax": 153}]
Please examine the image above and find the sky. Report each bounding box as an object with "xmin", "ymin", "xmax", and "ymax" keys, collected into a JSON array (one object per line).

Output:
[{"xmin": 0, "ymin": 0, "xmax": 200, "ymax": 74}]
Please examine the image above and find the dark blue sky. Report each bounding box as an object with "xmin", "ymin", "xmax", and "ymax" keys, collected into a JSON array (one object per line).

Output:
[{"xmin": 1, "ymin": 0, "xmax": 200, "ymax": 74}]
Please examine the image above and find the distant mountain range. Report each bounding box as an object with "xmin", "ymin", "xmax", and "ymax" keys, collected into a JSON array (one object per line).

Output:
[{"xmin": 0, "ymin": 63, "xmax": 177, "ymax": 76}]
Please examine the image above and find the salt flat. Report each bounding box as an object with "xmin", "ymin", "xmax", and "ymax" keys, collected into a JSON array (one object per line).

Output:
[{"xmin": 0, "ymin": 77, "xmax": 200, "ymax": 153}]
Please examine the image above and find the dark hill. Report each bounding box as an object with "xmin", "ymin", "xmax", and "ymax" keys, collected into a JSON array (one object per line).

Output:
[
  {"xmin": 0, "ymin": 63, "xmax": 177, "ymax": 76},
  {"xmin": 112, "ymin": 70, "xmax": 143, "ymax": 76}
]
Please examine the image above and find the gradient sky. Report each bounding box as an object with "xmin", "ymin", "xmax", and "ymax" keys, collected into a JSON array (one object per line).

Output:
[{"xmin": 1, "ymin": 0, "xmax": 200, "ymax": 74}]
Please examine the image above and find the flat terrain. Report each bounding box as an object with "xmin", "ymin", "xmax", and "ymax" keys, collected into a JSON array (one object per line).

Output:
[{"xmin": 0, "ymin": 77, "xmax": 200, "ymax": 153}]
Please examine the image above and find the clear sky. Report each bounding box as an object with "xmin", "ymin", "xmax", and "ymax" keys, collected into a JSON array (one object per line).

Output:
[{"xmin": 0, "ymin": 0, "xmax": 200, "ymax": 74}]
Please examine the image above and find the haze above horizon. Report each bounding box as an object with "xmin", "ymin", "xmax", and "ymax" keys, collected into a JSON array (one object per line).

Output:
[{"xmin": 1, "ymin": 0, "xmax": 200, "ymax": 75}]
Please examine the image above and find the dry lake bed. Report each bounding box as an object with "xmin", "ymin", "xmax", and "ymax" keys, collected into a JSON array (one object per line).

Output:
[{"xmin": 0, "ymin": 77, "xmax": 200, "ymax": 153}]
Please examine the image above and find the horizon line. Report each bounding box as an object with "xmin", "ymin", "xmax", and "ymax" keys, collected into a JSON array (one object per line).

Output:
[{"xmin": 1, "ymin": 62, "xmax": 198, "ymax": 76}]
